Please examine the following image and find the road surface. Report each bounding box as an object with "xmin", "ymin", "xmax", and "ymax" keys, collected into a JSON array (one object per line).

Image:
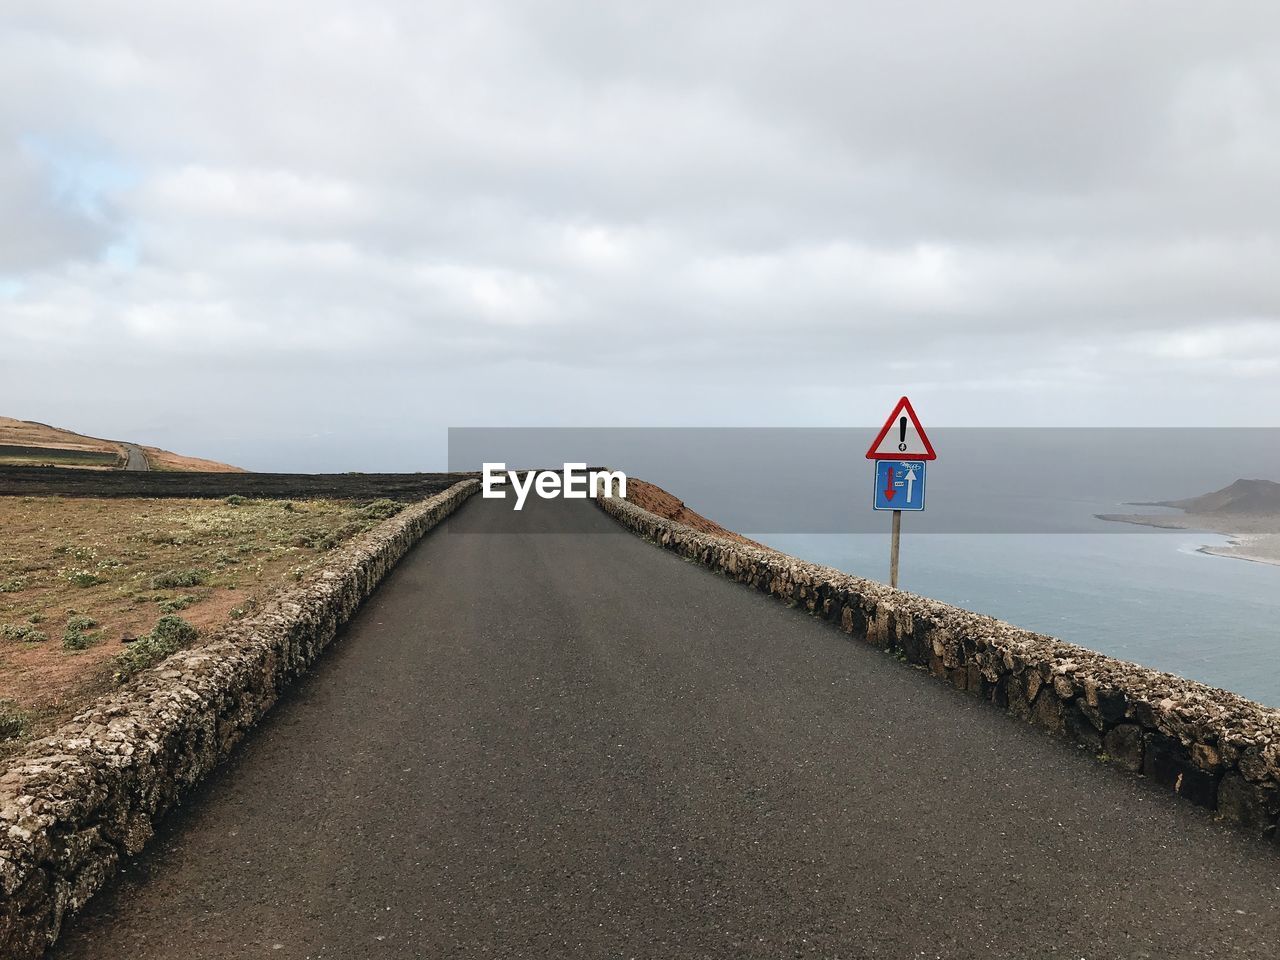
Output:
[
  {"xmin": 122, "ymin": 443, "xmax": 149, "ymax": 471},
  {"xmin": 52, "ymin": 495, "xmax": 1280, "ymax": 959}
]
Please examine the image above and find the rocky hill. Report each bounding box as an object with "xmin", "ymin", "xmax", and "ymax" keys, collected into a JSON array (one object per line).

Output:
[{"xmin": 1159, "ymin": 478, "xmax": 1280, "ymax": 515}]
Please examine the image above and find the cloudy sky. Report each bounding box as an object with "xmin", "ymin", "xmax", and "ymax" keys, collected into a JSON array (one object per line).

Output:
[{"xmin": 2, "ymin": 1, "xmax": 1278, "ymax": 470}]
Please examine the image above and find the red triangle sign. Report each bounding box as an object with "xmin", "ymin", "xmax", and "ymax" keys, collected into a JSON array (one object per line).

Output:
[{"xmin": 866, "ymin": 396, "xmax": 936, "ymax": 460}]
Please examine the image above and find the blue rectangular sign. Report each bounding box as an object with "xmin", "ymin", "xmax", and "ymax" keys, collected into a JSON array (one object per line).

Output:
[{"xmin": 873, "ymin": 460, "xmax": 926, "ymax": 511}]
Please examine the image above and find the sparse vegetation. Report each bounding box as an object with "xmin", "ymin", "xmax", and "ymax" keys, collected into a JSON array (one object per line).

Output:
[
  {"xmin": 157, "ymin": 594, "xmax": 197, "ymax": 613},
  {"xmin": 0, "ymin": 700, "xmax": 29, "ymax": 741},
  {"xmin": 151, "ymin": 568, "xmax": 208, "ymax": 589},
  {"xmin": 2, "ymin": 623, "xmax": 47, "ymax": 642},
  {"xmin": 113, "ymin": 615, "xmax": 198, "ymax": 681},
  {"xmin": 0, "ymin": 492, "xmax": 409, "ymax": 753},
  {"xmin": 62, "ymin": 613, "xmax": 102, "ymax": 651},
  {"xmin": 67, "ymin": 570, "xmax": 107, "ymax": 588},
  {"xmin": 360, "ymin": 498, "xmax": 403, "ymax": 521},
  {"xmin": 62, "ymin": 626, "xmax": 100, "ymax": 650}
]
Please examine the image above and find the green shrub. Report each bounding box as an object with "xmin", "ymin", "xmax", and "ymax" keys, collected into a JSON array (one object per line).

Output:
[
  {"xmin": 0, "ymin": 577, "xmax": 27, "ymax": 593},
  {"xmin": 317, "ymin": 520, "xmax": 367, "ymax": 550},
  {"xmin": 224, "ymin": 494, "xmax": 247, "ymax": 506},
  {"xmin": 27, "ymin": 613, "xmax": 44, "ymax": 625},
  {"xmin": 157, "ymin": 594, "xmax": 196, "ymax": 613},
  {"xmin": 152, "ymin": 614, "xmax": 197, "ymax": 646},
  {"xmin": 151, "ymin": 568, "xmax": 208, "ymax": 589},
  {"xmin": 290, "ymin": 529, "xmax": 325, "ymax": 549},
  {"xmin": 113, "ymin": 615, "xmax": 197, "ymax": 681},
  {"xmin": 0, "ymin": 700, "xmax": 29, "ymax": 741},
  {"xmin": 68, "ymin": 571, "xmax": 106, "ymax": 588},
  {"xmin": 359, "ymin": 498, "xmax": 403, "ymax": 521},
  {"xmin": 1, "ymin": 623, "xmax": 46, "ymax": 642},
  {"xmin": 62, "ymin": 627, "xmax": 100, "ymax": 650},
  {"xmin": 66, "ymin": 614, "xmax": 97, "ymax": 631}
]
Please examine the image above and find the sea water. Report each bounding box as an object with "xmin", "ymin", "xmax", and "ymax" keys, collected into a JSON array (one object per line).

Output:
[{"xmin": 755, "ymin": 520, "xmax": 1280, "ymax": 706}]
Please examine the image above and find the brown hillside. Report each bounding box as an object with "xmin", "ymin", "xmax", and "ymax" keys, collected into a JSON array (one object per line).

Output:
[
  {"xmin": 140, "ymin": 445, "xmax": 246, "ymax": 473},
  {"xmin": 0, "ymin": 417, "xmax": 125, "ymax": 460},
  {"xmin": 0, "ymin": 416, "xmax": 244, "ymax": 472},
  {"xmin": 625, "ymin": 478, "xmax": 773, "ymax": 551}
]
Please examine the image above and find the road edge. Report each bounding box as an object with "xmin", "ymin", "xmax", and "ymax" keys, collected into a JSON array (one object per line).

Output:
[
  {"xmin": 0, "ymin": 479, "xmax": 480, "ymax": 960},
  {"xmin": 596, "ymin": 488, "xmax": 1280, "ymax": 846}
]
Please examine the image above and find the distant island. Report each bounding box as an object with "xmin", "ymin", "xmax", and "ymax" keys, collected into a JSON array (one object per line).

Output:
[{"xmin": 1098, "ymin": 478, "xmax": 1280, "ymax": 566}]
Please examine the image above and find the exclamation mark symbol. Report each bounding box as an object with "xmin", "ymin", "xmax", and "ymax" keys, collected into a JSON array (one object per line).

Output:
[{"xmin": 898, "ymin": 416, "xmax": 907, "ymax": 451}]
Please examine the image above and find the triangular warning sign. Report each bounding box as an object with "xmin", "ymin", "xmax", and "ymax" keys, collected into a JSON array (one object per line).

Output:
[{"xmin": 866, "ymin": 396, "xmax": 936, "ymax": 460}]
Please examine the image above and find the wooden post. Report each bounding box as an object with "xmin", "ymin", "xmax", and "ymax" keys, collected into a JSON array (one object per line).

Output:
[{"xmin": 889, "ymin": 509, "xmax": 902, "ymax": 588}]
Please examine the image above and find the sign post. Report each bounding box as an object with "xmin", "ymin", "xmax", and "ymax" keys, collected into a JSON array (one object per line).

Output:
[
  {"xmin": 867, "ymin": 397, "xmax": 936, "ymax": 588},
  {"xmin": 889, "ymin": 509, "xmax": 902, "ymax": 587}
]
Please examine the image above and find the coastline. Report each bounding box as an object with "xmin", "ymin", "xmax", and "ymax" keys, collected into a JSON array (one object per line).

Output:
[{"xmin": 1095, "ymin": 512, "xmax": 1280, "ymax": 567}]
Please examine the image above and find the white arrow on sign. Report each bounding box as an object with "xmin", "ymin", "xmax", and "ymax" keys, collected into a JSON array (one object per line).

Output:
[{"xmin": 905, "ymin": 466, "xmax": 917, "ymax": 504}]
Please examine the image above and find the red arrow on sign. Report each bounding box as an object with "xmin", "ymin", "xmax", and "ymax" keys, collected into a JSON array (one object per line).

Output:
[{"xmin": 883, "ymin": 465, "xmax": 896, "ymax": 501}]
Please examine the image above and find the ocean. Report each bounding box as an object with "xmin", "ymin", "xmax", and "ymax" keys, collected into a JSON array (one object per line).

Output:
[{"xmin": 756, "ymin": 518, "xmax": 1280, "ymax": 706}]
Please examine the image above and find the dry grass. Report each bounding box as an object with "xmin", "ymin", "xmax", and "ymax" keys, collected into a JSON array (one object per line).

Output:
[
  {"xmin": 0, "ymin": 416, "xmax": 124, "ymax": 458},
  {"xmin": 0, "ymin": 494, "xmax": 403, "ymax": 753},
  {"xmin": 0, "ymin": 415, "xmax": 244, "ymax": 472}
]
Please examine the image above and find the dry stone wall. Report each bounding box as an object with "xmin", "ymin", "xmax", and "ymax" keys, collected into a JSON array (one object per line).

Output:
[
  {"xmin": 0, "ymin": 479, "xmax": 479, "ymax": 960},
  {"xmin": 597, "ymin": 491, "xmax": 1280, "ymax": 842}
]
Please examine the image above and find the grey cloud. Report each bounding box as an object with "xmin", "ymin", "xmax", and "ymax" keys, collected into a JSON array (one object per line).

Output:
[
  {"xmin": 2, "ymin": 0, "xmax": 1279, "ymax": 469},
  {"xmin": 0, "ymin": 142, "xmax": 112, "ymax": 271}
]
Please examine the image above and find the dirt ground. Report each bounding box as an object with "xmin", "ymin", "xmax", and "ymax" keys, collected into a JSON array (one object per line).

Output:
[{"xmin": 0, "ymin": 494, "xmax": 407, "ymax": 753}]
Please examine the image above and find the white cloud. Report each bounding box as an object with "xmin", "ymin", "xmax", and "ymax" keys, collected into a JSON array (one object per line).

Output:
[{"xmin": 2, "ymin": 0, "xmax": 1279, "ymax": 468}]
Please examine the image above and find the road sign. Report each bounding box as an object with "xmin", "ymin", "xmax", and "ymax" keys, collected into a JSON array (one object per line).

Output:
[
  {"xmin": 866, "ymin": 396, "xmax": 936, "ymax": 588},
  {"xmin": 866, "ymin": 396, "xmax": 936, "ymax": 460},
  {"xmin": 873, "ymin": 460, "xmax": 926, "ymax": 511}
]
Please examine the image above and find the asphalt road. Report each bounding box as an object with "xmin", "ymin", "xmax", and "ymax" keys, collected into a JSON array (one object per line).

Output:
[
  {"xmin": 122, "ymin": 443, "xmax": 149, "ymax": 471},
  {"xmin": 52, "ymin": 495, "xmax": 1280, "ymax": 959}
]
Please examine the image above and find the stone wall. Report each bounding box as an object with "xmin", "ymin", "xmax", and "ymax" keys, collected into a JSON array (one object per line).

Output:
[
  {"xmin": 0, "ymin": 479, "xmax": 479, "ymax": 960},
  {"xmin": 597, "ymin": 491, "xmax": 1280, "ymax": 842}
]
